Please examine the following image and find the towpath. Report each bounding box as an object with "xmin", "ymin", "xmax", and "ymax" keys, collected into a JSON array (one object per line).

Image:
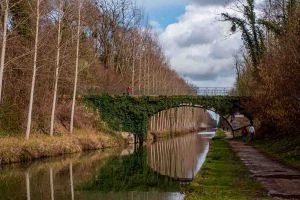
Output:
[{"xmin": 229, "ymin": 140, "xmax": 300, "ymax": 199}]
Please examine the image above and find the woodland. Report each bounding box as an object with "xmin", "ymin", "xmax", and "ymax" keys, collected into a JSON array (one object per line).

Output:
[
  {"xmin": 223, "ymin": 0, "xmax": 300, "ymax": 137},
  {"xmin": 0, "ymin": 0, "xmax": 196, "ymax": 137}
]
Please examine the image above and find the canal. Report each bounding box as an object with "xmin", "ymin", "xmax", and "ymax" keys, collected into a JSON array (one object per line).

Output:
[{"xmin": 0, "ymin": 131, "xmax": 215, "ymax": 200}]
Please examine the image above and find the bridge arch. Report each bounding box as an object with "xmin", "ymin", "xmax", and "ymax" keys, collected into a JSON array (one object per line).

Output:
[
  {"xmin": 85, "ymin": 95, "xmax": 250, "ymax": 141},
  {"xmin": 149, "ymin": 104, "xmax": 236, "ymax": 136}
]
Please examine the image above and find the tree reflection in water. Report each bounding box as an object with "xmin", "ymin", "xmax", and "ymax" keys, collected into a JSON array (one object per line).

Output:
[
  {"xmin": 0, "ymin": 133, "xmax": 210, "ymax": 200},
  {"xmin": 84, "ymin": 148, "xmax": 181, "ymax": 192},
  {"xmin": 84, "ymin": 133, "xmax": 210, "ymax": 192},
  {"xmin": 148, "ymin": 134, "xmax": 209, "ymax": 181}
]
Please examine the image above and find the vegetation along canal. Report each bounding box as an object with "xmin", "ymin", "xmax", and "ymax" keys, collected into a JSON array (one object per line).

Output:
[{"xmin": 0, "ymin": 131, "xmax": 215, "ymax": 200}]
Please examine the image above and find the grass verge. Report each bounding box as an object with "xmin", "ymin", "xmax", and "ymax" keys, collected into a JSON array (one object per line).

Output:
[
  {"xmin": 254, "ymin": 133, "xmax": 300, "ymax": 169},
  {"xmin": 184, "ymin": 129, "xmax": 270, "ymax": 200},
  {"xmin": 0, "ymin": 129, "xmax": 123, "ymax": 165}
]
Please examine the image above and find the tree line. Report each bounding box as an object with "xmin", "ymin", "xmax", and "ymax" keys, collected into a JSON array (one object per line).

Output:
[
  {"xmin": 0, "ymin": 0, "xmax": 196, "ymax": 138},
  {"xmin": 223, "ymin": 0, "xmax": 299, "ymax": 136}
]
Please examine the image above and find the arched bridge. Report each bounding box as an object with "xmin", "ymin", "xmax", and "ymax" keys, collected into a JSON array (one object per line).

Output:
[{"xmin": 85, "ymin": 95, "xmax": 250, "ymax": 141}]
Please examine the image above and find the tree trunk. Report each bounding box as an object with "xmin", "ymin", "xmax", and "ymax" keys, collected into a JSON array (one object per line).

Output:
[
  {"xmin": 131, "ymin": 39, "xmax": 135, "ymax": 95},
  {"xmin": 0, "ymin": 0, "xmax": 9, "ymax": 103},
  {"xmin": 50, "ymin": 0, "xmax": 63, "ymax": 136},
  {"xmin": 143, "ymin": 53, "xmax": 147, "ymax": 95},
  {"xmin": 157, "ymin": 66, "xmax": 161, "ymax": 95},
  {"xmin": 147, "ymin": 58, "xmax": 150, "ymax": 95},
  {"xmin": 138, "ymin": 53, "xmax": 141, "ymax": 95},
  {"xmin": 70, "ymin": 0, "xmax": 81, "ymax": 134},
  {"xmin": 26, "ymin": 0, "xmax": 40, "ymax": 140},
  {"xmin": 152, "ymin": 63, "xmax": 155, "ymax": 95}
]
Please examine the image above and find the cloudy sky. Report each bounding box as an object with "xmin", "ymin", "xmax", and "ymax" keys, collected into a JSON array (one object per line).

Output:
[{"xmin": 139, "ymin": 0, "xmax": 243, "ymax": 88}]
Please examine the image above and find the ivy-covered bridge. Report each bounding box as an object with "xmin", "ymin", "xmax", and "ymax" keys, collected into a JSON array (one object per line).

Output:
[{"xmin": 85, "ymin": 95, "xmax": 250, "ymax": 142}]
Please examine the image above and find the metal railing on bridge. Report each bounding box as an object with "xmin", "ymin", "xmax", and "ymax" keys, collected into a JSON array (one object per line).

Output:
[
  {"xmin": 197, "ymin": 87, "xmax": 233, "ymax": 96},
  {"xmin": 78, "ymin": 85, "xmax": 234, "ymax": 96}
]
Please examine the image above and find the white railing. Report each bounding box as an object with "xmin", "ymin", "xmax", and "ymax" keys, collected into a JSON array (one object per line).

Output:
[{"xmin": 197, "ymin": 87, "xmax": 233, "ymax": 96}]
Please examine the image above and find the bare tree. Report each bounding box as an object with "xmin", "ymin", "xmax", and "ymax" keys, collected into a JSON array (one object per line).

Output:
[
  {"xmin": 0, "ymin": 0, "xmax": 9, "ymax": 103},
  {"xmin": 70, "ymin": 0, "xmax": 81, "ymax": 134},
  {"xmin": 131, "ymin": 35, "xmax": 135, "ymax": 95},
  {"xmin": 26, "ymin": 0, "xmax": 41, "ymax": 140},
  {"xmin": 50, "ymin": 0, "xmax": 63, "ymax": 136},
  {"xmin": 138, "ymin": 44, "xmax": 142, "ymax": 95}
]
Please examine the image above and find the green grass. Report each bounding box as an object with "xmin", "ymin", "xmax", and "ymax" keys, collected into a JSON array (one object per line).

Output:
[
  {"xmin": 254, "ymin": 133, "xmax": 300, "ymax": 169},
  {"xmin": 214, "ymin": 129, "xmax": 226, "ymax": 139},
  {"xmin": 184, "ymin": 130, "xmax": 270, "ymax": 200}
]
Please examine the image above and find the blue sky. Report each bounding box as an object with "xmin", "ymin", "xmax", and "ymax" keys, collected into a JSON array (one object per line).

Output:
[
  {"xmin": 139, "ymin": 0, "xmax": 243, "ymax": 88},
  {"xmin": 147, "ymin": 5, "xmax": 185, "ymax": 28},
  {"xmin": 138, "ymin": 0, "xmax": 189, "ymax": 27},
  {"xmin": 145, "ymin": 5, "xmax": 186, "ymax": 28}
]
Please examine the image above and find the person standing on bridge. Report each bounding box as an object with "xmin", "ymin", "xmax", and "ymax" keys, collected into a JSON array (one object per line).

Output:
[{"xmin": 248, "ymin": 124, "xmax": 255, "ymax": 142}]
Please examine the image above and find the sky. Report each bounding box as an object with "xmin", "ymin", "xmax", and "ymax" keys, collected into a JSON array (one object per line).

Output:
[{"xmin": 139, "ymin": 0, "xmax": 243, "ymax": 88}]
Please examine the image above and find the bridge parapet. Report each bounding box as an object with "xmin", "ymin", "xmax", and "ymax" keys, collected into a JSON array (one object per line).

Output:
[{"xmin": 197, "ymin": 87, "xmax": 233, "ymax": 96}]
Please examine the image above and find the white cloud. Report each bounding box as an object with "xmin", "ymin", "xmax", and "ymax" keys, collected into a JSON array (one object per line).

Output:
[
  {"xmin": 139, "ymin": 0, "xmax": 189, "ymax": 9},
  {"xmin": 158, "ymin": 4, "xmax": 242, "ymax": 87},
  {"xmin": 139, "ymin": 0, "xmax": 232, "ymax": 8},
  {"xmin": 149, "ymin": 20, "xmax": 163, "ymax": 34},
  {"xmin": 192, "ymin": 0, "xmax": 233, "ymax": 6}
]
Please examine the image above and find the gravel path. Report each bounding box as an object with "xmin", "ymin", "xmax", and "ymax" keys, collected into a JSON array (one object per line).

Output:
[{"xmin": 229, "ymin": 140, "xmax": 300, "ymax": 200}]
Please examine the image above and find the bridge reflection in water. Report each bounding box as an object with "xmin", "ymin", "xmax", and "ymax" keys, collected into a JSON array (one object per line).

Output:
[
  {"xmin": 0, "ymin": 133, "xmax": 213, "ymax": 200},
  {"xmin": 147, "ymin": 133, "xmax": 210, "ymax": 182}
]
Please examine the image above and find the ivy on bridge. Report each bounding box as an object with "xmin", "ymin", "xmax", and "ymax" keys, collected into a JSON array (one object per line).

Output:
[{"xmin": 85, "ymin": 95, "xmax": 247, "ymax": 141}]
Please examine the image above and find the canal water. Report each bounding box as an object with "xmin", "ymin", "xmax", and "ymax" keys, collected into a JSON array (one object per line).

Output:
[{"xmin": 0, "ymin": 131, "xmax": 215, "ymax": 200}]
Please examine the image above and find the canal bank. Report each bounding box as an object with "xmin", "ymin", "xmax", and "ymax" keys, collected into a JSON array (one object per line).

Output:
[
  {"xmin": 184, "ymin": 130, "xmax": 270, "ymax": 200},
  {"xmin": 0, "ymin": 130, "xmax": 125, "ymax": 165}
]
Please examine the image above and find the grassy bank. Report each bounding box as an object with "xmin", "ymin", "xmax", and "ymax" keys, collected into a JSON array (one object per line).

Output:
[
  {"xmin": 0, "ymin": 129, "xmax": 123, "ymax": 165},
  {"xmin": 254, "ymin": 133, "xmax": 300, "ymax": 169},
  {"xmin": 184, "ymin": 130, "xmax": 269, "ymax": 200}
]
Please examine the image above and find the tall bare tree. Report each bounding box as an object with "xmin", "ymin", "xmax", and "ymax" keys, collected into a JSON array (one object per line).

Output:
[
  {"xmin": 26, "ymin": 0, "xmax": 40, "ymax": 140},
  {"xmin": 70, "ymin": 0, "xmax": 81, "ymax": 134},
  {"xmin": 131, "ymin": 36, "xmax": 135, "ymax": 95},
  {"xmin": 50, "ymin": 0, "xmax": 63, "ymax": 136},
  {"xmin": 0, "ymin": 0, "xmax": 9, "ymax": 103}
]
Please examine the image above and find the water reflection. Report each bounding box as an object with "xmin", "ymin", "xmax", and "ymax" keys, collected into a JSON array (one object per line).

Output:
[
  {"xmin": 0, "ymin": 150, "xmax": 116, "ymax": 200},
  {"xmin": 78, "ymin": 191, "xmax": 185, "ymax": 200},
  {"xmin": 70, "ymin": 163, "xmax": 75, "ymax": 200},
  {"xmin": 0, "ymin": 133, "xmax": 212, "ymax": 200},
  {"xmin": 50, "ymin": 168, "xmax": 54, "ymax": 200},
  {"xmin": 147, "ymin": 134, "xmax": 209, "ymax": 181},
  {"xmin": 26, "ymin": 172, "xmax": 31, "ymax": 200},
  {"xmin": 83, "ymin": 148, "xmax": 181, "ymax": 192}
]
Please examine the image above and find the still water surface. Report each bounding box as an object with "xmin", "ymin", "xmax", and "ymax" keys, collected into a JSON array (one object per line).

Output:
[{"xmin": 0, "ymin": 131, "xmax": 214, "ymax": 200}]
